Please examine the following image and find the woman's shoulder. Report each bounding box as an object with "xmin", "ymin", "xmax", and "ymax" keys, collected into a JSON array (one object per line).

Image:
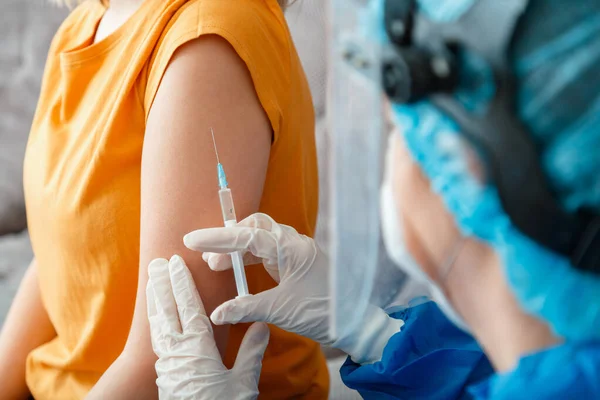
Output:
[
  {"xmin": 144, "ymin": 0, "xmax": 296, "ymax": 132},
  {"xmin": 158, "ymin": 0, "xmax": 292, "ymax": 69}
]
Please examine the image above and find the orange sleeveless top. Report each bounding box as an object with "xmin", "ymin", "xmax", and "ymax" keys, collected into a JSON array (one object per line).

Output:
[{"xmin": 23, "ymin": 0, "xmax": 327, "ymax": 398}]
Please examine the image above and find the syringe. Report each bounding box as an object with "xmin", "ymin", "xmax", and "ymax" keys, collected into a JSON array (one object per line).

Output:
[{"xmin": 210, "ymin": 128, "xmax": 250, "ymax": 298}]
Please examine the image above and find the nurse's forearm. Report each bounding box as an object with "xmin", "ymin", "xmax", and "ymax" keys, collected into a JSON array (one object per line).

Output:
[{"xmin": 0, "ymin": 260, "xmax": 56, "ymax": 399}]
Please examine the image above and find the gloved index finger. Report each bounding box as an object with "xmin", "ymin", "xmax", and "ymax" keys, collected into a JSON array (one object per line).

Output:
[
  {"xmin": 235, "ymin": 213, "xmax": 275, "ymax": 230},
  {"xmin": 184, "ymin": 227, "xmax": 244, "ymax": 253},
  {"xmin": 184, "ymin": 226, "xmax": 278, "ymax": 264},
  {"xmin": 183, "ymin": 213, "xmax": 276, "ymax": 252}
]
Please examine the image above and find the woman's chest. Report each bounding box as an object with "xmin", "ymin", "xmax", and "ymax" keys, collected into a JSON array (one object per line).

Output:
[{"xmin": 23, "ymin": 75, "xmax": 146, "ymax": 251}]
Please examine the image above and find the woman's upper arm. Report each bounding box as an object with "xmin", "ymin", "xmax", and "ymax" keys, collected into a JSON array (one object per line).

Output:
[{"xmin": 126, "ymin": 34, "xmax": 272, "ymax": 356}]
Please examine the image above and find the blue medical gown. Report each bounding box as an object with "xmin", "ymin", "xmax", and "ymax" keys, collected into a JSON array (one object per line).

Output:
[
  {"xmin": 340, "ymin": 301, "xmax": 493, "ymax": 399},
  {"xmin": 468, "ymin": 341, "xmax": 600, "ymax": 400},
  {"xmin": 340, "ymin": 300, "xmax": 600, "ymax": 399}
]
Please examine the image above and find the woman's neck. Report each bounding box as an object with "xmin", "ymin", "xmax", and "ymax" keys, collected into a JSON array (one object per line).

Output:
[
  {"xmin": 94, "ymin": 0, "xmax": 144, "ymax": 43},
  {"xmin": 104, "ymin": 0, "xmax": 143, "ymax": 10},
  {"xmin": 443, "ymin": 239, "xmax": 561, "ymax": 372}
]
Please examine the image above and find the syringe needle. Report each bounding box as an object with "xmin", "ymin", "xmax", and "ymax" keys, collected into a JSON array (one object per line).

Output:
[{"xmin": 210, "ymin": 127, "xmax": 220, "ymax": 164}]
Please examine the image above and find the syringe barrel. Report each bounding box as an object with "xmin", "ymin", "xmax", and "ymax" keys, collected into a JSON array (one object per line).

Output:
[{"xmin": 218, "ymin": 188, "xmax": 237, "ymax": 222}]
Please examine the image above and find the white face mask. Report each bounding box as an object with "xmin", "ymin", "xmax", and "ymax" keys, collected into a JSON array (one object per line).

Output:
[{"xmin": 380, "ymin": 137, "xmax": 471, "ymax": 332}]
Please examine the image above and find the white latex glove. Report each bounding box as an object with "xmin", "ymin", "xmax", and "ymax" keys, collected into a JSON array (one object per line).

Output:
[
  {"xmin": 184, "ymin": 213, "xmax": 403, "ymax": 364},
  {"xmin": 146, "ymin": 255, "xmax": 270, "ymax": 400}
]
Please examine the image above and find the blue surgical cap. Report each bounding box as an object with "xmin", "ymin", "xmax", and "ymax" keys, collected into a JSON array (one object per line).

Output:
[
  {"xmin": 391, "ymin": 0, "xmax": 600, "ymax": 340},
  {"xmin": 512, "ymin": 0, "xmax": 600, "ymax": 213}
]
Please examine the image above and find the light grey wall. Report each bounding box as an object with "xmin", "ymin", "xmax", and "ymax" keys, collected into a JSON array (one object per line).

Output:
[
  {"xmin": 285, "ymin": 0, "xmax": 330, "ymax": 252},
  {"xmin": 0, "ymin": 1, "xmax": 67, "ymax": 235},
  {"xmin": 0, "ymin": 1, "xmax": 67, "ymax": 323}
]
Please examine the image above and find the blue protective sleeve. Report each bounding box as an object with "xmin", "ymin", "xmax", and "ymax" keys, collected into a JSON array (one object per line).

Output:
[
  {"xmin": 340, "ymin": 301, "xmax": 494, "ymax": 400},
  {"xmin": 468, "ymin": 341, "xmax": 600, "ymax": 400}
]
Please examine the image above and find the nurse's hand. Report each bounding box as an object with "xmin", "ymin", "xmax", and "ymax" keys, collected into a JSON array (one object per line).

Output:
[
  {"xmin": 184, "ymin": 213, "xmax": 403, "ymax": 364},
  {"xmin": 146, "ymin": 256, "xmax": 269, "ymax": 400},
  {"xmin": 185, "ymin": 213, "xmax": 332, "ymax": 345}
]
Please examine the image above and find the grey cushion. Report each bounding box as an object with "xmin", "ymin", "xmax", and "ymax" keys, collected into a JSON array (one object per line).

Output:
[{"xmin": 0, "ymin": 1, "xmax": 66, "ymax": 235}]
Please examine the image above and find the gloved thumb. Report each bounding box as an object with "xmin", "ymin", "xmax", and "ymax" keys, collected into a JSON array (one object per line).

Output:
[
  {"xmin": 210, "ymin": 291, "xmax": 273, "ymax": 325},
  {"xmin": 232, "ymin": 322, "xmax": 270, "ymax": 377}
]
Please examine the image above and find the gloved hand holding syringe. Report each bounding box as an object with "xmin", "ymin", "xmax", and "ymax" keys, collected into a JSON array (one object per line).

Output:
[{"xmin": 210, "ymin": 128, "xmax": 250, "ymax": 298}]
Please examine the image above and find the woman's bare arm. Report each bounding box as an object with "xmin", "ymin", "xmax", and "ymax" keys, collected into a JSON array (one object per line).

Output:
[
  {"xmin": 0, "ymin": 259, "xmax": 57, "ymax": 399},
  {"xmin": 86, "ymin": 35, "xmax": 272, "ymax": 399}
]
